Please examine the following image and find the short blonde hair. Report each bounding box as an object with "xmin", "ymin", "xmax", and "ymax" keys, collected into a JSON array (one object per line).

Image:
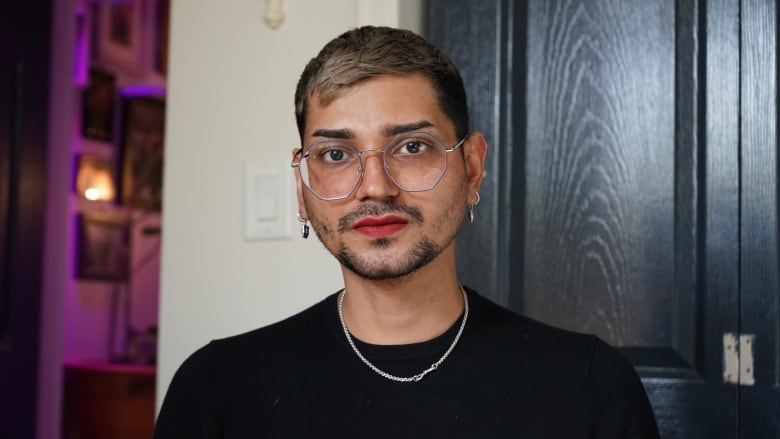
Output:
[{"xmin": 294, "ymin": 26, "xmax": 469, "ymax": 143}]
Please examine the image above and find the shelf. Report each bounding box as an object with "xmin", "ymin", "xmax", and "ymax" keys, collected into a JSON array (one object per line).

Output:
[{"xmin": 63, "ymin": 361, "xmax": 156, "ymax": 439}]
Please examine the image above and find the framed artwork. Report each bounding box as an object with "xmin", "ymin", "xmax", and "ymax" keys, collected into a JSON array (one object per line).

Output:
[
  {"xmin": 82, "ymin": 69, "xmax": 116, "ymax": 141},
  {"xmin": 95, "ymin": 0, "xmax": 142, "ymax": 70},
  {"xmin": 75, "ymin": 154, "xmax": 117, "ymax": 202},
  {"xmin": 120, "ymin": 96, "xmax": 165, "ymax": 210},
  {"xmin": 77, "ymin": 212, "xmax": 129, "ymax": 281}
]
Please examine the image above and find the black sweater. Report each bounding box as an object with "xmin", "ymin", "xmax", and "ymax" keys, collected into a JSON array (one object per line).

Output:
[{"xmin": 155, "ymin": 289, "xmax": 659, "ymax": 438}]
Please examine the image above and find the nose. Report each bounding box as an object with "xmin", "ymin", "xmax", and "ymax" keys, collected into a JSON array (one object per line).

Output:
[{"xmin": 354, "ymin": 150, "xmax": 400, "ymax": 200}]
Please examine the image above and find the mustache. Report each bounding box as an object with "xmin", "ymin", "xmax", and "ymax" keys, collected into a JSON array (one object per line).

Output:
[{"xmin": 338, "ymin": 201, "xmax": 424, "ymax": 233}]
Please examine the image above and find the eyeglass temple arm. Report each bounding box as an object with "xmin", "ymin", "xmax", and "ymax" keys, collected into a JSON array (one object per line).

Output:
[
  {"xmin": 445, "ymin": 136, "xmax": 468, "ymax": 152},
  {"xmin": 290, "ymin": 148, "xmax": 304, "ymax": 168}
]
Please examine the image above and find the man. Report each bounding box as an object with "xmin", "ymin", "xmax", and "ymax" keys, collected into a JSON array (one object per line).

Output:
[{"xmin": 155, "ymin": 26, "xmax": 659, "ymax": 438}]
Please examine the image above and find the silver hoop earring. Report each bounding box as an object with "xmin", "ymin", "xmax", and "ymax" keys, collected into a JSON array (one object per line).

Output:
[
  {"xmin": 468, "ymin": 192, "xmax": 480, "ymax": 224},
  {"xmin": 297, "ymin": 212, "xmax": 310, "ymax": 239}
]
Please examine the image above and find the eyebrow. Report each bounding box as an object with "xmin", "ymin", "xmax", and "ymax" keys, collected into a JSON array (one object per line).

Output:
[
  {"xmin": 310, "ymin": 128, "xmax": 353, "ymax": 139},
  {"xmin": 383, "ymin": 120, "xmax": 434, "ymax": 137},
  {"xmin": 309, "ymin": 120, "xmax": 435, "ymax": 140}
]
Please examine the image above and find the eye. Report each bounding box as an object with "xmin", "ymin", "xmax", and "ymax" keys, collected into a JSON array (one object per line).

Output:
[
  {"xmin": 393, "ymin": 139, "xmax": 430, "ymax": 156},
  {"xmin": 310, "ymin": 144, "xmax": 356, "ymax": 164},
  {"xmin": 323, "ymin": 148, "xmax": 345, "ymax": 162}
]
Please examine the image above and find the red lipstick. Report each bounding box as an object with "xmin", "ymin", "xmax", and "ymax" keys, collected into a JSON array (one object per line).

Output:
[{"xmin": 352, "ymin": 215, "xmax": 408, "ymax": 238}]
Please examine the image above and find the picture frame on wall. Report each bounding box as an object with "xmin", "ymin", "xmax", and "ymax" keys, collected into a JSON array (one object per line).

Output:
[
  {"xmin": 120, "ymin": 96, "xmax": 165, "ymax": 211},
  {"xmin": 77, "ymin": 212, "xmax": 130, "ymax": 281},
  {"xmin": 75, "ymin": 154, "xmax": 117, "ymax": 202},
  {"xmin": 82, "ymin": 69, "xmax": 116, "ymax": 141},
  {"xmin": 94, "ymin": 0, "xmax": 142, "ymax": 70}
]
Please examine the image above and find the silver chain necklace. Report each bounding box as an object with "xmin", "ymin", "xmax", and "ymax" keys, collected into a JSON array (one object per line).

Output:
[{"xmin": 337, "ymin": 286, "xmax": 469, "ymax": 382}]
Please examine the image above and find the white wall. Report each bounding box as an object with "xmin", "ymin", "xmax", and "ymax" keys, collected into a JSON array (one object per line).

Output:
[{"xmin": 157, "ymin": 0, "xmax": 424, "ymax": 408}]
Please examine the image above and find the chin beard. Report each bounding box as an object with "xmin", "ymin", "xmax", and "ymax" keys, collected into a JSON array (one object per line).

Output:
[{"xmin": 336, "ymin": 236, "xmax": 442, "ymax": 281}]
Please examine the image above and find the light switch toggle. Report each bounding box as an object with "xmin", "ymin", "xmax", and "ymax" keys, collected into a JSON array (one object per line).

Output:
[{"xmin": 253, "ymin": 173, "xmax": 278, "ymax": 220}]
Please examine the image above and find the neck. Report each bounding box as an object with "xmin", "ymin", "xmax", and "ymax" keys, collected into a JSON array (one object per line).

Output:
[{"xmin": 339, "ymin": 255, "xmax": 464, "ymax": 345}]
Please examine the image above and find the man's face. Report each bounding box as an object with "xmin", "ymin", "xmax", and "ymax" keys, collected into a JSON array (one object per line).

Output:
[{"xmin": 295, "ymin": 73, "xmax": 484, "ymax": 281}]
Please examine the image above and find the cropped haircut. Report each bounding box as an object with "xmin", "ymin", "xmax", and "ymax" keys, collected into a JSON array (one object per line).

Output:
[{"xmin": 294, "ymin": 26, "xmax": 469, "ymax": 143}]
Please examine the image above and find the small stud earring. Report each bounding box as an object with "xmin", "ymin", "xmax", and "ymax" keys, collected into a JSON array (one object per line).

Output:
[{"xmin": 297, "ymin": 212, "xmax": 310, "ymax": 239}]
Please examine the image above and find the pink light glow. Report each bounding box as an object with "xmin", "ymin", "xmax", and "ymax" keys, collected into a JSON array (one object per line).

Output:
[{"xmin": 122, "ymin": 84, "xmax": 166, "ymax": 98}]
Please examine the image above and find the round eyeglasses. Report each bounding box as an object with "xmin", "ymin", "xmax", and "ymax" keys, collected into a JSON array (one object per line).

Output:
[{"xmin": 291, "ymin": 132, "xmax": 466, "ymax": 201}]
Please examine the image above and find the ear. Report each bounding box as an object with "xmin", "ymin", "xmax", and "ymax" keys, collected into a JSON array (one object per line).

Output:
[
  {"xmin": 292, "ymin": 147, "xmax": 309, "ymax": 220},
  {"xmin": 463, "ymin": 131, "xmax": 487, "ymax": 201}
]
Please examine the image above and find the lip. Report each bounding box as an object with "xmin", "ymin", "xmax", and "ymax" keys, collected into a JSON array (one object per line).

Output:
[{"xmin": 352, "ymin": 215, "xmax": 408, "ymax": 238}]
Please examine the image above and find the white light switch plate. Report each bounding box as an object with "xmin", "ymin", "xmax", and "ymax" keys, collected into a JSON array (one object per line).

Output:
[{"xmin": 244, "ymin": 160, "xmax": 292, "ymax": 240}]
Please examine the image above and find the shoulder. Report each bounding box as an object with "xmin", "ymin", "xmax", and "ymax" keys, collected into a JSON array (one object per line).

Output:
[
  {"xmin": 466, "ymin": 288, "xmax": 601, "ymax": 360},
  {"xmin": 155, "ymin": 293, "xmax": 340, "ymax": 436},
  {"xmin": 166, "ymin": 292, "xmax": 338, "ymax": 388},
  {"xmin": 464, "ymin": 289, "xmax": 658, "ymax": 436},
  {"xmin": 465, "ymin": 288, "xmax": 639, "ymax": 389},
  {"xmin": 199, "ymin": 292, "xmax": 339, "ymax": 366}
]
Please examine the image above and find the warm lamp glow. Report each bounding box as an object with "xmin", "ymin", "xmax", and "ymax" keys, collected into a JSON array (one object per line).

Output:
[
  {"xmin": 81, "ymin": 172, "xmax": 115, "ymax": 201},
  {"xmin": 84, "ymin": 187, "xmax": 101, "ymax": 200},
  {"xmin": 75, "ymin": 154, "xmax": 116, "ymax": 202}
]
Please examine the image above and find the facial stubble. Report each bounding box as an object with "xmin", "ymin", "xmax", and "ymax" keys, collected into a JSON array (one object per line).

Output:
[{"xmin": 306, "ymin": 190, "xmax": 467, "ymax": 281}]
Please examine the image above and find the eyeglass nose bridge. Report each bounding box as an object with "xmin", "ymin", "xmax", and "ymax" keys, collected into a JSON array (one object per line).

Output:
[
  {"xmin": 354, "ymin": 148, "xmax": 407, "ymax": 197},
  {"xmin": 355, "ymin": 148, "xmax": 390, "ymax": 173}
]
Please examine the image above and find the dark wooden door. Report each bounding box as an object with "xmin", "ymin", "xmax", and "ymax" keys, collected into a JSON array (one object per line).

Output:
[
  {"xmin": 0, "ymin": 0, "xmax": 52, "ymax": 437},
  {"xmin": 429, "ymin": 0, "xmax": 778, "ymax": 437},
  {"xmin": 738, "ymin": 1, "xmax": 780, "ymax": 436}
]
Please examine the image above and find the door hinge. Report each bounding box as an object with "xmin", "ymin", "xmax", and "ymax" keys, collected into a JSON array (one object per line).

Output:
[{"xmin": 723, "ymin": 333, "xmax": 755, "ymax": 386}]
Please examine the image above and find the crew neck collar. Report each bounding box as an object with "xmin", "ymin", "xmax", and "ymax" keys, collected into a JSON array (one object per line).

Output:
[{"xmin": 321, "ymin": 287, "xmax": 480, "ymax": 361}]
